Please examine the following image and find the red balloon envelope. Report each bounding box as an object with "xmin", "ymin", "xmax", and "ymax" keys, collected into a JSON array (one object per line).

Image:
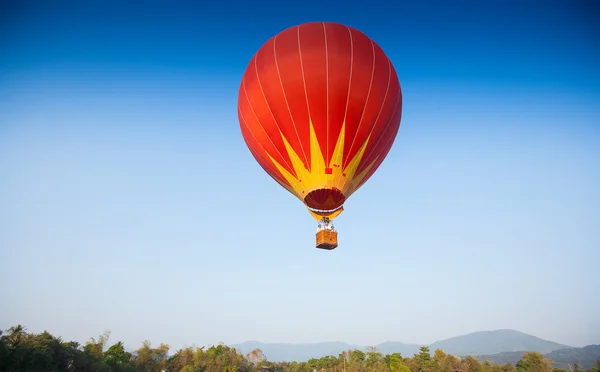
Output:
[{"xmin": 238, "ymin": 21, "xmax": 402, "ymax": 222}]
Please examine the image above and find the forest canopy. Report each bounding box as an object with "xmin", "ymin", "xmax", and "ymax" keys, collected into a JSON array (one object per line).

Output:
[{"xmin": 1, "ymin": 325, "xmax": 598, "ymax": 372}]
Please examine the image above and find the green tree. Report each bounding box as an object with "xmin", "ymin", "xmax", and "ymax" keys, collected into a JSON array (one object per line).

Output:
[
  {"xmin": 365, "ymin": 346, "xmax": 385, "ymax": 370},
  {"xmin": 85, "ymin": 330, "xmax": 111, "ymax": 359},
  {"xmin": 516, "ymin": 352, "xmax": 554, "ymax": 372},
  {"xmin": 104, "ymin": 341, "xmax": 133, "ymax": 372},
  {"xmin": 167, "ymin": 346, "xmax": 197, "ymax": 371},
  {"xmin": 461, "ymin": 356, "xmax": 483, "ymax": 372},
  {"xmin": 502, "ymin": 363, "xmax": 517, "ymax": 372},
  {"xmin": 386, "ymin": 352, "xmax": 410, "ymax": 372},
  {"xmin": 433, "ymin": 349, "xmax": 452, "ymax": 372},
  {"xmin": 0, "ymin": 330, "xmax": 7, "ymax": 371},
  {"xmin": 133, "ymin": 340, "xmax": 170, "ymax": 372},
  {"xmin": 414, "ymin": 346, "xmax": 435, "ymax": 372}
]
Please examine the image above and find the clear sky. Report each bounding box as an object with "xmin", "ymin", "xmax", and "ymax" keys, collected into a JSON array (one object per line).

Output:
[{"xmin": 1, "ymin": 0, "xmax": 599, "ymax": 352}]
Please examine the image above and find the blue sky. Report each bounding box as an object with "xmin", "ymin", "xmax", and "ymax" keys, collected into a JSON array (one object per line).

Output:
[{"xmin": 1, "ymin": 0, "xmax": 599, "ymax": 352}]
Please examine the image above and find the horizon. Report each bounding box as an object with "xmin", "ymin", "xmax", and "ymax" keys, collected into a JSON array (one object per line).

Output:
[
  {"xmin": 2, "ymin": 0, "xmax": 599, "ymax": 352},
  {"xmin": 230, "ymin": 329, "xmax": 575, "ymax": 348},
  {"xmin": 2, "ymin": 325, "xmax": 589, "ymax": 355},
  {"xmin": 1, "ymin": 325, "xmax": 590, "ymax": 352}
]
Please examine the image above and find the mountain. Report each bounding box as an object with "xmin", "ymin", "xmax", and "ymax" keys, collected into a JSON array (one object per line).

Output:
[
  {"xmin": 545, "ymin": 345, "xmax": 600, "ymax": 370},
  {"xmin": 475, "ymin": 345, "xmax": 600, "ymax": 370},
  {"xmin": 475, "ymin": 351, "xmax": 527, "ymax": 365},
  {"xmin": 375, "ymin": 341, "xmax": 422, "ymax": 357},
  {"xmin": 231, "ymin": 329, "xmax": 573, "ymax": 362},
  {"xmin": 428, "ymin": 329, "xmax": 571, "ymax": 356},
  {"xmin": 231, "ymin": 341, "xmax": 363, "ymax": 362}
]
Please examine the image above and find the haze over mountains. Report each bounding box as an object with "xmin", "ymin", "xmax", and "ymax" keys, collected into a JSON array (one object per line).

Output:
[{"xmin": 230, "ymin": 329, "xmax": 589, "ymax": 363}]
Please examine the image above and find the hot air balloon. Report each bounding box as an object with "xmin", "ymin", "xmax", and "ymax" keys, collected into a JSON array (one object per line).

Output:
[{"xmin": 237, "ymin": 21, "xmax": 402, "ymax": 250}]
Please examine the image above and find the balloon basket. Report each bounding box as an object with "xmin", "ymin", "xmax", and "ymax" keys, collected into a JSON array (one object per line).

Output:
[{"xmin": 316, "ymin": 229, "xmax": 338, "ymax": 250}]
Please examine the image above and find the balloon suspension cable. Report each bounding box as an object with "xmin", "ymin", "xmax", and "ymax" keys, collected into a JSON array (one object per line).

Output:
[{"xmin": 317, "ymin": 217, "xmax": 335, "ymax": 232}]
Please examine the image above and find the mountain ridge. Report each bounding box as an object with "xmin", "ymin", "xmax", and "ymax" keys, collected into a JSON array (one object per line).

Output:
[
  {"xmin": 230, "ymin": 329, "xmax": 573, "ymax": 362},
  {"xmin": 474, "ymin": 344, "xmax": 600, "ymax": 370}
]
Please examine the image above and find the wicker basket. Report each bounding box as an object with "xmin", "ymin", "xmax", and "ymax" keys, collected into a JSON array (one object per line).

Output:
[{"xmin": 316, "ymin": 229, "xmax": 338, "ymax": 250}]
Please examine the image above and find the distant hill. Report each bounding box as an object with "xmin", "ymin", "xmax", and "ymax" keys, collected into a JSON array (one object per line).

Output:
[
  {"xmin": 475, "ymin": 345, "xmax": 600, "ymax": 370},
  {"xmin": 231, "ymin": 341, "xmax": 363, "ymax": 362},
  {"xmin": 429, "ymin": 329, "xmax": 570, "ymax": 356},
  {"xmin": 475, "ymin": 351, "xmax": 527, "ymax": 366},
  {"xmin": 545, "ymin": 345, "xmax": 600, "ymax": 370},
  {"xmin": 375, "ymin": 341, "xmax": 422, "ymax": 357},
  {"xmin": 231, "ymin": 329, "xmax": 573, "ymax": 362}
]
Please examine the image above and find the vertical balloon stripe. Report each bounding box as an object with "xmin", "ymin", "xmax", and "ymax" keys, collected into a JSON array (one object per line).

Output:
[
  {"xmin": 323, "ymin": 23, "xmax": 352, "ymax": 168},
  {"xmin": 340, "ymin": 27, "xmax": 375, "ymax": 169},
  {"xmin": 274, "ymin": 26, "xmax": 312, "ymax": 169},
  {"xmin": 355, "ymin": 93, "xmax": 403, "ymax": 190},
  {"xmin": 239, "ymin": 74, "xmax": 296, "ymax": 177},
  {"xmin": 238, "ymin": 108, "xmax": 294, "ymax": 192},
  {"xmin": 298, "ymin": 23, "xmax": 328, "ymax": 172},
  {"xmin": 255, "ymin": 39, "xmax": 310, "ymax": 169}
]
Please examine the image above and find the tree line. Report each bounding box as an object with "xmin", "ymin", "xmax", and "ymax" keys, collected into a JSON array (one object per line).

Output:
[{"xmin": 1, "ymin": 325, "xmax": 598, "ymax": 372}]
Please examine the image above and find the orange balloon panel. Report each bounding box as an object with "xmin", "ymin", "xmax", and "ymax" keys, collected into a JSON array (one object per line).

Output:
[{"xmin": 238, "ymin": 22, "xmax": 402, "ymax": 218}]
